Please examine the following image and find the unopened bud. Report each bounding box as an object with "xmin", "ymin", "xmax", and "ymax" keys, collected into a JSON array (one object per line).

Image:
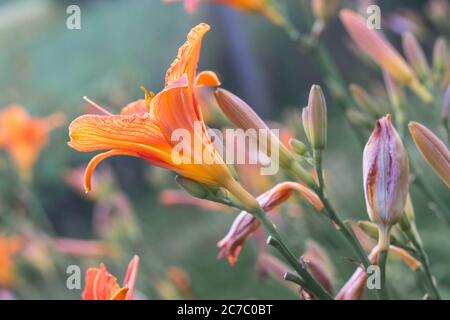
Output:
[
  {"xmin": 363, "ymin": 115, "xmax": 409, "ymax": 231},
  {"xmin": 408, "ymin": 121, "xmax": 450, "ymax": 187},
  {"xmin": 302, "ymin": 85, "xmax": 327, "ymax": 150}
]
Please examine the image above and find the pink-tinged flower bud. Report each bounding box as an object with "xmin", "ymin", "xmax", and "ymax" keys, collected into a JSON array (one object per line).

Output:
[
  {"xmin": 217, "ymin": 182, "xmax": 323, "ymax": 265},
  {"xmin": 408, "ymin": 121, "xmax": 450, "ymax": 187},
  {"xmin": 340, "ymin": 9, "xmax": 432, "ymax": 103},
  {"xmin": 363, "ymin": 115, "xmax": 409, "ymax": 231},
  {"xmin": 433, "ymin": 37, "xmax": 448, "ymax": 77},
  {"xmin": 302, "ymin": 85, "xmax": 327, "ymax": 150},
  {"xmin": 402, "ymin": 31, "xmax": 430, "ymax": 80}
]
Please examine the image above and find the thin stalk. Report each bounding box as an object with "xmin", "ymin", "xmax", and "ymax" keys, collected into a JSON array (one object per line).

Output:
[
  {"xmin": 308, "ymin": 151, "xmax": 371, "ymax": 269},
  {"xmin": 378, "ymin": 249, "xmax": 389, "ymax": 299},
  {"xmin": 258, "ymin": 211, "xmax": 332, "ymax": 300},
  {"xmin": 399, "ymin": 219, "xmax": 441, "ymax": 299},
  {"xmin": 377, "ymin": 228, "xmax": 390, "ymax": 300}
]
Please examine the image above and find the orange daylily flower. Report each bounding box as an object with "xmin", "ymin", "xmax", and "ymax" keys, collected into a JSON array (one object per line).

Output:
[
  {"xmin": 0, "ymin": 234, "xmax": 22, "ymax": 288},
  {"xmin": 82, "ymin": 255, "xmax": 139, "ymax": 300},
  {"xmin": 0, "ymin": 105, "xmax": 65, "ymax": 180},
  {"xmin": 166, "ymin": 0, "xmax": 286, "ymax": 26},
  {"xmin": 69, "ymin": 24, "xmax": 239, "ymax": 194}
]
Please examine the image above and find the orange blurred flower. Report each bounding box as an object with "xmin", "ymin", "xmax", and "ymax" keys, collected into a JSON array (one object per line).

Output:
[
  {"xmin": 0, "ymin": 105, "xmax": 65, "ymax": 181},
  {"xmin": 217, "ymin": 182, "xmax": 323, "ymax": 265},
  {"xmin": 0, "ymin": 234, "xmax": 22, "ymax": 288},
  {"xmin": 82, "ymin": 255, "xmax": 139, "ymax": 300},
  {"xmin": 167, "ymin": 0, "xmax": 286, "ymax": 26},
  {"xmin": 68, "ymin": 24, "xmax": 237, "ymax": 193}
]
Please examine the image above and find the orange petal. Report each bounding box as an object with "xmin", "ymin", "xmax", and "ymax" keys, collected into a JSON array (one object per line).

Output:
[
  {"xmin": 259, "ymin": 181, "xmax": 323, "ymax": 211},
  {"xmin": 82, "ymin": 264, "xmax": 121, "ymax": 300},
  {"xmin": 195, "ymin": 70, "xmax": 221, "ymax": 87},
  {"xmin": 165, "ymin": 23, "xmax": 210, "ymax": 87},
  {"xmin": 110, "ymin": 286, "xmax": 129, "ymax": 300},
  {"xmin": 83, "ymin": 150, "xmax": 139, "ymax": 192},
  {"xmin": 123, "ymin": 255, "xmax": 139, "ymax": 300},
  {"xmin": 68, "ymin": 113, "xmax": 168, "ymax": 153}
]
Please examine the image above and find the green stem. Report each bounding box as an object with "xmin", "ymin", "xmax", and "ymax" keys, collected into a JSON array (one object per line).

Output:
[
  {"xmin": 399, "ymin": 219, "xmax": 441, "ymax": 299},
  {"xmin": 311, "ymin": 150, "xmax": 371, "ymax": 269},
  {"xmin": 256, "ymin": 209, "xmax": 332, "ymax": 300},
  {"xmin": 378, "ymin": 248, "xmax": 389, "ymax": 300}
]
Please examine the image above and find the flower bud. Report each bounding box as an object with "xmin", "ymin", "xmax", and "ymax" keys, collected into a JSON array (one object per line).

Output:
[
  {"xmin": 302, "ymin": 85, "xmax": 327, "ymax": 150},
  {"xmin": 363, "ymin": 115, "xmax": 409, "ymax": 231},
  {"xmin": 408, "ymin": 121, "xmax": 450, "ymax": 187},
  {"xmin": 175, "ymin": 176, "xmax": 210, "ymax": 199},
  {"xmin": 289, "ymin": 138, "xmax": 308, "ymax": 156},
  {"xmin": 340, "ymin": 9, "xmax": 432, "ymax": 103},
  {"xmin": 402, "ymin": 31, "xmax": 430, "ymax": 80},
  {"xmin": 433, "ymin": 37, "xmax": 448, "ymax": 77},
  {"xmin": 215, "ymin": 89, "xmax": 315, "ymax": 186},
  {"xmin": 349, "ymin": 84, "xmax": 381, "ymax": 117}
]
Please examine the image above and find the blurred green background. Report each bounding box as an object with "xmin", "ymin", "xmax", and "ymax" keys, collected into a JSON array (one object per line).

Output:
[{"xmin": 0, "ymin": 0, "xmax": 449, "ymax": 299}]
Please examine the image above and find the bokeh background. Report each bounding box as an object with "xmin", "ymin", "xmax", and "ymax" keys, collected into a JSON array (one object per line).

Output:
[{"xmin": 0, "ymin": 0, "xmax": 449, "ymax": 299}]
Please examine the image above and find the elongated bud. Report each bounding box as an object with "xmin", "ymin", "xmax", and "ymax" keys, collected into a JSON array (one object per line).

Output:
[
  {"xmin": 346, "ymin": 109, "xmax": 372, "ymax": 129},
  {"xmin": 349, "ymin": 84, "xmax": 381, "ymax": 117},
  {"xmin": 302, "ymin": 85, "xmax": 327, "ymax": 150},
  {"xmin": 175, "ymin": 176, "xmax": 209, "ymax": 199},
  {"xmin": 363, "ymin": 115, "xmax": 409, "ymax": 231},
  {"xmin": 433, "ymin": 37, "xmax": 448, "ymax": 77},
  {"xmin": 340, "ymin": 9, "xmax": 432, "ymax": 103},
  {"xmin": 402, "ymin": 31, "xmax": 430, "ymax": 81},
  {"xmin": 215, "ymin": 89, "xmax": 293, "ymax": 168},
  {"xmin": 215, "ymin": 89, "xmax": 315, "ymax": 187},
  {"xmin": 289, "ymin": 138, "xmax": 308, "ymax": 156},
  {"xmin": 408, "ymin": 121, "xmax": 450, "ymax": 187}
]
